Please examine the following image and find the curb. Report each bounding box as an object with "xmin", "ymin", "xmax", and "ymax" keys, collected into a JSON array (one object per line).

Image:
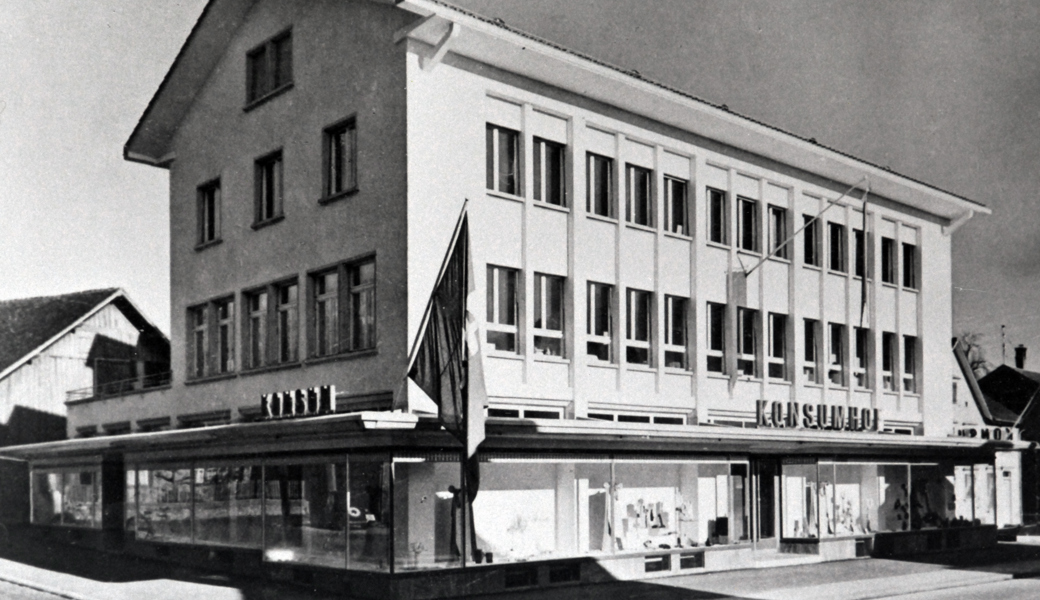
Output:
[{"xmin": 0, "ymin": 572, "xmax": 99, "ymax": 600}]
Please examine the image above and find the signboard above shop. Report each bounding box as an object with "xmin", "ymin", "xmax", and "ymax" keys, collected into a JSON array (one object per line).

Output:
[
  {"xmin": 954, "ymin": 425, "xmax": 1016, "ymax": 441},
  {"xmin": 261, "ymin": 385, "xmax": 336, "ymax": 419},
  {"xmin": 756, "ymin": 400, "xmax": 881, "ymax": 432}
]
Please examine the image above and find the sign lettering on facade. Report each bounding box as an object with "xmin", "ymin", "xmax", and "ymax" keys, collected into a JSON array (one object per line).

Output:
[
  {"xmin": 261, "ymin": 385, "xmax": 336, "ymax": 419},
  {"xmin": 954, "ymin": 426, "xmax": 1016, "ymax": 441},
  {"xmin": 756, "ymin": 400, "xmax": 881, "ymax": 432}
]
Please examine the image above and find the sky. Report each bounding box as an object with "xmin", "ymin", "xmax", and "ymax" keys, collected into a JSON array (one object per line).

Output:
[{"xmin": 2, "ymin": 0, "xmax": 1039, "ymax": 370}]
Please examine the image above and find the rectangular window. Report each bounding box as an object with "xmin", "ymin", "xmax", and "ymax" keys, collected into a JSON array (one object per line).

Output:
[
  {"xmin": 255, "ymin": 150, "xmax": 283, "ymax": 224},
  {"xmin": 188, "ymin": 305, "xmax": 207, "ymax": 379},
  {"xmin": 246, "ymin": 30, "xmax": 292, "ymax": 104},
  {"xmin": 533, "ymin": 273, "xmax": 565, "ymax": 357},
  {"xmin": 215, "ymin": 298, "xmax": 235, "ymax": 374},
  {"xmin": 324, "ymin": 118, "xmax": 357, "ymax": 198},
  {"xmin": 737, "ymin": 197, "xmax": 759, "ymax": 252},
  {"xmin": 768, "ymin": 313, "xmax": 787, "ymax": 380},
  {"xmin": 769, "ymin": 206, "xmax": 789, "ymax": 259},
  {"xmin": 804, "ymin": 215, "xmax": 821, "ymax": 267},
  {"xmin": 707, "ymin": 188, "xmax": 728, "ymax": 244},
  {"xmin": 626, "ymin": 289, "xmax": 652, "ymax": 365},
  {"xmin": 587, "ymin": 153, "xmax": 614, "ymax": 217},
  {"xmin": 881, "ymin": 237, "xmax": 897, "ymax": 284},
  {"xmin": 348, "ymin": 259, "xmax": 376, "ymax": 352},
  {"xmin": 903, "ymin": 335, "xmax": 918, "ymax": 393},
  {"xmin": 486, "ymin": 266, "xmax": 519, "ymax": 353},
  {"xmin": 244, "ymin": 290, "xmax": 268, "ymax": 369},
  {"xmin": 312, "ymin": 271, "xmax": 338, "ymax": 357},
  {"xmin": 197, "ymin": 179, "xmax": 220, "ymax": 246},
  {"xmin": 664, "ymin": 296, "xmax": 687, "ymax": 369},
  {"xmin": 803, "ymin": 318, "xmax": 820, "ymax": 383},
  {"xmin": 587, "ymin": 282, "xmax": 613, "ymax": 362},
  {"xmin": 828, "ymin": 222, "xmax": 846, "ymax": 272},
  {"xmin": 486, "ymin": 124, "xmax": 520, "ymax": 196},
  {"xmin": 626, "ymin": 165, "xmax": 653, "ymax": 227},
  {"xmin": 854, "ymin": 327, "xmax": 869, "ymax": 389},
  {"xmin": 534, "ymin": 138, "xmax": 565, "ymax": 206},
  {"xmin": 902, "ymin": 243, "xmax": 918, "ymax": 289},
  {"xmin": 828, "ymin": 323, "xmax": 846, "ymax": 387},
  {"xmin": 882, "ymin": 332, "xmax": 897, "ymax": 391},
  {"xmin": 664, "ymin": 177, "xmax": 688, "ymax": 236},
  {"xmin": 276, "ymin": 281, "xmax": 298, "ymax": 363},
  {"xmin": 706, "ymin": 302, "xmax": 726, "ymax": 373},
  {"xmin": 737, "ymin": 307, "xmax": 759, "ymax": 377},
  {"xmin": 854, "ymin": 228, "xmax": 867, "ymax": 278}
]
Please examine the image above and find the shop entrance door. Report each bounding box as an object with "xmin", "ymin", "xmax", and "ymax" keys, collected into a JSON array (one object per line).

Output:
[{"xmin": 753, "ymin": 459, "xmax": 778, "ymax": 547}]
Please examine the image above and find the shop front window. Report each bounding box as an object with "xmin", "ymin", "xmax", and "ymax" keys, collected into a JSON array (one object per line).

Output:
[
  {"xmin": 193, "ymin": 463, "xmax": 264, "ymax": 549},
  {"xmin": 393, "ymin": 455, "xmax": 463, "ymax": 570},
  {"xmin": 264, "ymin": 460, "xmax": 347, "ymax": 568},
  {"xmin": 833, "ymin": 464, "xmax": 880, "ymax": 535},
  {"xmin": 878, "ymin": 464, "xmax": 910, "ymax": 532},
  {"xmin": 909, "ymin": 464, "xmax": 953, "ymax": 529},
  {"xmin": 348, "ymin": 456, "xmax": 391, "ymax": 571},
  {"xmin": 973, "ymin": 464, "xmax": 996, "ymax": 525},
  {"xmin": 782, "ymin": 463, "xmax": 818, "ymax": 538},
  {"xmin": 31, "ymin": 471, "xmax": 63, "ymax": 526},
  {"xmin": 137, "ymin": 467, "xmax": 193, "ymax": 542}
]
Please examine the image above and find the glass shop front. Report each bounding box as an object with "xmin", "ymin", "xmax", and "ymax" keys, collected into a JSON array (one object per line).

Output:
[{"xmin": 105, "ymin": 452, "xmax": 752, "ymax": 572}]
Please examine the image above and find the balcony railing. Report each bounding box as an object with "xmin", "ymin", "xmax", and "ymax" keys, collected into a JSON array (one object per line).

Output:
[{"xmin": 66, "ymin": 372, "xmax": 172, "ymax": 403}]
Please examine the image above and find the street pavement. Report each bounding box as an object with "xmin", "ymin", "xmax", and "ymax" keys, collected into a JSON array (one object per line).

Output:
[{"xmin": 2, "ymin": 527, "xmax": 1040, "ymax": 600}]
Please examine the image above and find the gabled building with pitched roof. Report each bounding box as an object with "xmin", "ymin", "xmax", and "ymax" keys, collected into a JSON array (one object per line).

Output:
[{"xmin": 0, "ymin": 1, "xmax": 1025, "ymax": 597}]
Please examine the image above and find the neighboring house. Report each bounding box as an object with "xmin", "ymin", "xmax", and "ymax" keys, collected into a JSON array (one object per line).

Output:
[
  {"xmin": 0, "ymin": 288, "xmax": 169, "ymax": 521},
  {"xmin": 0, "ymin": 2, "xmax": 1023, "ymax": 597}
]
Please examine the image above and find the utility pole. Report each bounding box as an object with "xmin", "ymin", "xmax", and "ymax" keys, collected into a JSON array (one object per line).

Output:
[{"xmin": 1002, "ymin": 324, "xmax": 1007, "ymax": 365}]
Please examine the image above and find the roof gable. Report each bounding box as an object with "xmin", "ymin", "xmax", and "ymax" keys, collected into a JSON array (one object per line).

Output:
[
  {"xmin": 0, "ymin": 289, "xmax": 169, "ymax": 384},
  {"xmin": 976, "ymin": 364, "xmax": 1040, "ymax": 426}
]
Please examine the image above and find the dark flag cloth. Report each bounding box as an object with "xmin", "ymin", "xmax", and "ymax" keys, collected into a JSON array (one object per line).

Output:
[{"xmin": 859, "ymin": 190, "xmax": 870, "ymax": 327}]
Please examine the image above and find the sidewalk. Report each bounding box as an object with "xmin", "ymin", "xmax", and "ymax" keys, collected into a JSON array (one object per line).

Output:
[{"xmin": 2, "ymin": 529, "xmax": 1040, "ymax": 600}]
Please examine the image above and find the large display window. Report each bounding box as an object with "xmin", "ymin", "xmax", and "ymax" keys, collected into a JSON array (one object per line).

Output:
[
  {"xmin": 348, "ymin": 455, "xmax": 391, "ymax": 572},
  {"xmin": 193, "ymin": 463, "xmax": 264, "ymax": 549},
  {"xmin": 137, "ymin": 466, "xmax": 192, "ymax": 542},
  {"xmin": 782, "ymin": 460, "xmax": 994, "ymax": 539},
  {"xmin": 393, "ymin": 454, "xmax": 463, "ymax": 571},
  {"xmin": 31, "ymin": 467, "xmax": 102, "ymax": 529},
  {"xmin": 264, "ymin": 459, "xmax": 347, "ymax": 567}
]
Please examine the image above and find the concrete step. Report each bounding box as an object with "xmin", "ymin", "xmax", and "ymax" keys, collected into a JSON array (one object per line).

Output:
[{"xmin": 751, "ymin": 550, "xmax": 825, "ymax": 569}]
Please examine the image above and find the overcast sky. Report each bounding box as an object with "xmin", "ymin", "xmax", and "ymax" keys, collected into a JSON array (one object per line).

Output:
[{"xmin": 2, "ymin": 0, "xmax": 1038, "ymax": 370}]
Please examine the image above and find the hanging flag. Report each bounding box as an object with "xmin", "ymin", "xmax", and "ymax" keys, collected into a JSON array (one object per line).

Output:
[
  {"xmin": 859, "ymin": 190, "xmax": 870, "ymax": 327},
  {"xmin": 407, "ymin": 208, "xmax": 487, "ymax": 461}
]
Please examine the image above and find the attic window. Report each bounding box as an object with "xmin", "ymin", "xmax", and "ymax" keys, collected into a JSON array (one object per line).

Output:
[{"xmin": 246, "ymin": 29, "xmax": 292, "ymax": 106}]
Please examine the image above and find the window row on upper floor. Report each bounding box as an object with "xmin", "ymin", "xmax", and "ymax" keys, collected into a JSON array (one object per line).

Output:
[
  {"xmin": 704, "ymin": 302, "xmax": 920, "ymax": 393},
  {"xmin": 195, "ymin": 116, "xmax": 356, "ymax": 249},
  {"xmin": 186, "ymin": 255, "xmax": 375, "ymax": 382},
  {"xmin": 485, "ymin": 262, "xmax": 920, "ymax": 393},
  {"xmin": 486, "ymin": 122, "xmax": 919, "ymax": 291}
]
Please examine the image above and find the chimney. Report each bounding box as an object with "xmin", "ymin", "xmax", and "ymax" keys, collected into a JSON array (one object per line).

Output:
[{"xmin": 1015, "ymin": 344, "xmax": 1027, "ymax": 369}]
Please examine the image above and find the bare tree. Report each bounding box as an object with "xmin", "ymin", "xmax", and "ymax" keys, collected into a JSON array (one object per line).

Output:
[{"xmin": 958, "ymin": 332, "xmax": 993, "ymax": 379}]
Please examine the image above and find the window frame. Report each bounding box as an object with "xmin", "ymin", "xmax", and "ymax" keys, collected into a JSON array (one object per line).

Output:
[
  {"xmin": 322, "ymin": 117, "xmax": 357, "ymax": 202},
  {"xmin": 186, "ymin": 296, "xmax": 235, "ymax": 380},
  {"xmin": 882, "ymin": 331, "xmax": 897, "ymax": 391},
  {"xmin": 902, "ymin": 242, "xmax": 918, "ymax": 289},
  {"xmin": 586, "ymin": 281, "xmax": 614, "ymax": 363},
  {"xmin": 828, "ymin": 322, "xmax": 847, "ymax": 387},
  {"xmin": 306, "ymin": 257, "xmax": 378, "ymax": 360},
  {"xmin": 243, "ymin": 288, "xmax": 269, "ymax": 370},
  {"xmin": 196, "ymin": 179, "xmax": 221, "ymax": 248},
  {"xmin": 486, "ymin": 265, "xmax": 520, "ymax": 354},
  {"xmin": 803, "ymin": 318, "xmax": 821, "ymax": 384},
  {"xmin": 486, "ymin": 123, "xmax": 520, "ymax": 196},
  {"xmin": 533, "ymin": 273, "xmax": 565, "ymax": 358},
  {"xmin": 664, "ymin": 176, "xmax": 689, "ymax": 236},
  {"xmin": 707, "ymin": 187, "xmax": 728, "ymax": 245},
  {"xmin": 245, "ymin": 28, "xmax": 293, "ymax": 107},
  {"xmin": 254, "ymin": 149, "xmax": 284, "ymax": 227},
  {"xmin": 275, "ymin": 279, "xmax": 299, "ymax": 364},
  {"xmin": 625, "ymin": 164, "xmax": 654, "ymax": 227},
  {"xmin": 187, "ymin": 304, "xmax": 208, "ymax": 380},
  {"xmin": 903, "ymin": 335, "xmax": 919, "ymax": 393},
  {"xmin": 768, "ymin": 205, "xmax": 789, "ymax": 260},
  {"xmin": 803, "ymin": 215, "xmax": 822, "ymax": 267},
  {"xmin": 737, "ymin": 197, "xmax": 760, "ymax": 253},
  {"xmin": 663, "ymin": 295, "xmax": 688, "ymax": 369},
  {"xmin": 853, "ymin": 327, "xmax": 870, "ymax": 389},
  {"xmin": 706, "ymin": 301, "xmax": 726, "ymax": 373},
  {"xmin": 736, "ymin": 307, "xmax": 759, "ymax": 377},
  {"xmin": 767, "ymin": 312, "xmax": 788, "ymax": 380},
  {"xmin": 625, "ymin": 288, "xmax": 653, "ymax": 366},
  {"xmin": 854, "ymin": 228, "xmax": 868, "ymax": 278},
  {"xmin": 214, "ymin": 297, "xmax": 236, "ymax": 374},
  {"xmin": 586, "ymin": 152, "xmax": 615, "ymax": 218},
  {"xmin": 533, "ymin": 137, "xmax": 566, "ymax": 207},
  {"xmin": 881, "ymin": 237, "xmax": 897, "ymax": 284},
  {"xmin": 828, "ymin": 222, "xmax": 847, "ymax": 273}
]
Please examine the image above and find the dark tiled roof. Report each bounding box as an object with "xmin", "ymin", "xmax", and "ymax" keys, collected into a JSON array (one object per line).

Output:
[
  {"xmin": 0, "ymin": 289, "xmax": 119, "ymax": 376},
  {"xmin": 977, "ymin": 365, "xmax": 1040, "ymax": 426}
]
